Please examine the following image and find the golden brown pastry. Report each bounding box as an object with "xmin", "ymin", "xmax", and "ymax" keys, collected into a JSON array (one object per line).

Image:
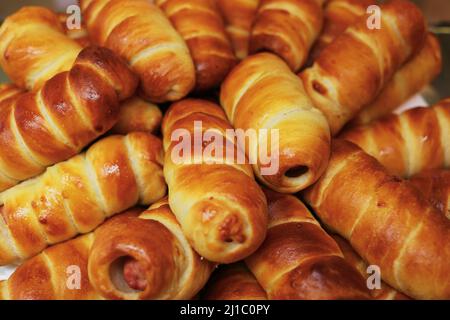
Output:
[
  {"xmin": 220, "ymin": 53, "xmax": 330, "ymax": 193},
  {"xmin": 311, "ymin": 0, "xmax": 374, "ymax": 59},
  {"xmin": 250, "ymin": 0, "xmax": 326, "ymax": 71},
  {"xmin": 409, "ymin": 169, "xmax": 450, "ymax": 219},
  {"xmin": 331, "ymin": 235, "xmax": 410, "ymax": 300},
  {"xmin": 246, "ymin": 189, "xmax": 371, "ymax": 299},
  {"xmin": 303, "ymin": 139, "xmax": 450, "ymax": 299},
  {"xmin": 0, "ymin": 6, "xmax": 83, "ymax": 91},
  {"xmin": 80, "ymin": 0, "xmax": 196, "ymax": 103},
  {"xmin": 111, "ymin": 97, "xmax": 163, "ymax": 135},
  {"xmin": 300, "ymin": 0, "xmax": 427, "ymax": 134},
  {"xmin": 350, "ymin": 33, "xmax": 442, "ymax": 126},
  {"xmin": 0, "ymin": 203, "xmax": 213, "ymax": 300},
  {"xmin": 0, "ymin": 132, "xmax": 166, "ymax": 265},
  {"xmin": 203, "ymin": 263, "xmax": 267, "ymax": 300},
  {"xmin": 0, "ymin": 8, "xmax": 162, "ymax": 141},
  {"xmin": 0, "ymin": 8, "xmax": 160, "ymax": 138},
  {"xmin": 58, "ymin": 12, "xmax": 91, "ymax": 47},
  {"xmin": 162, "ymin": 99, "xmax": 268, "ymax": 263},
  {"xmin": 0, "ymin": 46, "xmax": 138, "ymax": 193},
  {"xmin": 340, "ymin": 99, "xmax": 450, "ymax": 177},
  {"xmin": 0, "ymin": 84, "xmax": 23, "ymax": 105},
  {"xmin": 89, "ymin": 198, "xmax": 215, "ymax": 300},
  {"xmin": 155, "ymin": 0, "xmax": 237, "ymax": 91},
  {"xmin": 217, "ymin": 0, "xmax": 260, "ymax": 60},
  {"xmin": 0, "ymin": 232, "xmax": 101, "ymax": 300}
]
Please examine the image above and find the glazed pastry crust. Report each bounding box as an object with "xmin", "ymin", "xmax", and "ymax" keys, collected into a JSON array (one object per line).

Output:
[
  {"xmin": 162, "ymin": 99, "xmax": 268, "ymax": 263},
  {"xmin": 0, "ymin": 132, "xmax": 165, "ymax": 265},
  {"xmin": 81, "ymin": 0, "xmax": 196, "ymax": 102},
  {"xmin": 304, "ymin": 140, "xmax": 450, "ymax": 299}
]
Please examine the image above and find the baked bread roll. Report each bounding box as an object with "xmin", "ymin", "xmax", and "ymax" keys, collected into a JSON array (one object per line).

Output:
[
  {"xmin": 80, "ymin": 0, "xmax": 195, "ymax": 103},
  {"xmin": 0, "ymin": 46, "xmax": 138, "ymax": 193},
  {"xmin": 350, "ymin": 33, "xmax": 442, "ymax": 126},
  {"xmin": 58, "ymin": 12, "xmax": 91, "ymax": 47},
  {"xmin": 0, "ymin": 10, "xmax": 159, "ymax": 138},
  {"xmin": 203, "ymin": 263, "xmax": 267, "ymax": 300},
  {"xmin": 0, "ymin": 132, "xmax": 166, "ymax": 265},
  {"xmin": 0, "ymin": 8, "xmax": 160, "ymax": 138},
  {"xmin": 155, "ymin": 0, "xmax": 237, "ymax": 91},
  {"xmin": 0, "ymin": 231, "xmax": 101, "ymax": 300},
  {"xmin": 311, "ymin": 0, "xmax": 374, "ymax": 59},
  {"xmin": 162, "ymin": 99, "xmax": 268, "ymax": 263},
  {"xmin": 331, "ymin": 235, "xmax": 410, "ymax": 300},
  {"xmin": 303, "ymin": 139, "xmax": 450, "ymax": 299},
  {"xmin": 409, "ymin": 169, "xmax": 450, "ymax": 219},
  {"xmin": 246, "ymin": 189, "xmax": 371, "ymax": 299},
  {"xmin": 89, "ymin": 198, "xmax": 215, "ymax": 300},
  {"xmin": 250, "ymin": 0, "xmax": 326, "ymax": 71},
  {"xmin": 1, "ymin": 203, "xmax": 213, "ymax": 300},
  {"xmin": 300, "ymin": 0, "xmax": 427, "ymax": 134},
  {"xmin": 309, "ymin": 4, "xmax": 441, "ymax": 126},
  {"xmin": 217, "ymin": 0, "xmax": 260, "ymax": 60},
  {"xmin": 0, "ymin": 6, "xmax": 83, "ymax": 91},
  {"xmin": 340, "ymin": 99, "xmax": 450, "ymax": 177},
  {"xmin": 111, "ymin": 97, "xmax": 162, "ymax": 135},
  {"xmin": 0, "ymin": 84, "xmax": 23, "ymax": 105},
  {"xmin": 220, "ymin": 53, "xmax": 330, "ymax": 193}
]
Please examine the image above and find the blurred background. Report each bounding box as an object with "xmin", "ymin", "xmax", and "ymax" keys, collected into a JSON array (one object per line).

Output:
[{"xmin": 0, "ymin": 0, "xmax": 449, "ymax": 102}]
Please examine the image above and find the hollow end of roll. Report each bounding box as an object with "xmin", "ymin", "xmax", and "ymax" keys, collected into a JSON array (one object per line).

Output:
[
  {"xmin": 285, "ymin": 165, "xmax": 309, "ymax": 178},
  {"xmin": 103, "ymin": 251, "xmax": 167, "ymax": 300},
  {"xmin": 89, "ymin": 216, "xmax": 178, "ymax": 300},
  {"xmin": 282, "ymin": 165, "xmax": 312, "ymax": 189},
  {"xmin": 187, "ymin": 198, "xmax": 266, "ymax": 264},
  {"xmin": 109, "ymin": 257, "xmax": 142, "ymax": 293},
  {"xmin": 259, "ymin": 163, "xmax": 315, "ymax": 194},
  {"xmin": 109, "ymin": 256, "xmax": 147, "ymax": 294}
]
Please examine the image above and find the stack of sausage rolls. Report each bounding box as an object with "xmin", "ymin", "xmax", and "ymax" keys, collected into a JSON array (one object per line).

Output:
[{"xmin": 0, "ymin": 0, "xmax": 448, "ymax": 300}]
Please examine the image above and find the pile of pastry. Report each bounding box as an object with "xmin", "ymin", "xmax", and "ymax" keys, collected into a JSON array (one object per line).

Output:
[{"xmin": 0, "ymin": 0, "xmax": 448, "ymax": 300}]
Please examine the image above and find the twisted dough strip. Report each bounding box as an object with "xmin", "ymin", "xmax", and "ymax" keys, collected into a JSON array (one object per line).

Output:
[
  {"xmin": 410, "ymin": 169, "xmax": 450, "ymax": 219},
  {"xmin": 311, "ymin": 0, "xmax": 374, "ymax": 59},
  {"xmin": 0, "ymin": 8, "xmax": 159, "ymax": 138},
  {"xmin": 162, "ymin": 99, "xmax": 268, "ymax": 263},
  {"xmin": 110, "ymin": 97, "xmax": 162, "ymax": 135},
  {"xmin": 0, "ymin": 231, "xmax": 101, "ymax": 300},
  {"xmin": 220, "ymin": 53, "xmax": 330, "ymax": 193},
  {"xmin": 155, "ymin": 0, "xmax": 237, "ymax": 91},
  {"xmin": 217, "ymin": 0, "xmax": 260, "ymax": 60},
  {"xmin": 303, "ymin": 139, "xmax": 450, "ymax": 299},
  {"xmin": 0, "ymin": 8, "xmax": 162, "ymax": 145},
  {"xmin": 0, "ymin": 46, "xmax": 138, "ymax": 193},
  {"xmin": 246, "ymin": 189, "xmax": 370, "ymax": 299},
  {"xmin": 203, "ymin": 263, "xmax": 267, "ymax": 300},
  {"xmin": 300, "ymin": 0, "xmax": 427, "ymax": 134},
  {"xmin": 80, "ymin": 0, "xmax": 195, "ymax": 103},
  {"xmin": 350, "ymin": 33, "xmax": 442, "ymax": 126},
  {"xmin": 0, "ymin": 211, "xmax": 142, "ymax": 300},
  {"xmin": 341, "ymin": 99, "xmax": 450, "ymax": 177},
  {"xmin": 89, "ymin": 198, "xmax": 214, "ymax": 300},
  {"xmin": 308, "ymin": 3, "xmax": 441, "ymax": 126},
  {"xmin": 0, "ymin": 203, "xmax": 213, "ymax": 300},
  {"xmin": 250, "ymin": 0, "xmax": 326, "ymax": 71},
  {"xmin": 0, "ymin": 84, "xmax": 23, "ymax": 105},
  {"xmin": 331, "ymin": 235, "xmax": 410, "ymax": 300},
  {"xmin": 0, "ymin": 132, "xmax": 166, "ymax": 265},
  {"xmin": 0, "ymin": 7, "xmax": 83, "ymax": 91}
]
